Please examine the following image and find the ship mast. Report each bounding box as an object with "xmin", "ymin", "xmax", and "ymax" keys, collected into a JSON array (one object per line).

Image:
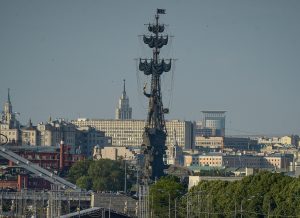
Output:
[{"xmin": 139, "ymin": 9, "xmax": 172, "ymax": 182}]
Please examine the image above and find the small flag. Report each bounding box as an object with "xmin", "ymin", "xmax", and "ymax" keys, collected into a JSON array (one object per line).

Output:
[{"xmin": 157, "ymin": 9, "xmax": 166, "ymax": 14}]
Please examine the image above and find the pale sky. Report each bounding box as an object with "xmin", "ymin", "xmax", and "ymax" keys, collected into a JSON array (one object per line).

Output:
[{"xmin": 0, "ymin": 0, "xmax": 299, "ymax": 135}]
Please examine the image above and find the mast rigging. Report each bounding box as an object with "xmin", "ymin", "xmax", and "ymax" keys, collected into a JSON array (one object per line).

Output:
[{"xmin": 139, "ymin": 9, "xmax": 173, "ymax": 183}]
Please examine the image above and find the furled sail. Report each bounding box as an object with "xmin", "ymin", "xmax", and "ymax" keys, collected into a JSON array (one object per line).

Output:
[
  {"xmin": 139, "ymin": 59, "xmax": 171, "ymax": 75},
  {"xmin": 148, "ymin": 24, "xmax": 165, "ymax": 34},
  {"xmin": 143, "ymin": 35, "xmax": 168, "ymax": 49}
]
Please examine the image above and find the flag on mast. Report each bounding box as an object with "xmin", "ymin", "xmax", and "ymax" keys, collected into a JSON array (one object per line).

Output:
[{"xmin": 157, "ymin": 9, "xmax": 166, "ymax": 14}]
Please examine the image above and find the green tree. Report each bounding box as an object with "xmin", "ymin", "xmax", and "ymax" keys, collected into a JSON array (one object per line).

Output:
[
  {"xmin": 76, "ymin": 175, "xmax": 92, "ymax": 190},
  {"xmin": 88, "ymin": 159, "xmax": 125, "ymax": 191},
  {"xmin": 150, "ymin": 176, "xmax": 186, "ymax": 218},
  {"xmin": 67, "ymin": 159, "xmax": 134, "ymax": 192},
  {"xmin": 187, "ymin": 171, "xmax": 300, "ymax": 217},
  {"xmin": 67, "ymin": 159, "xmax": 92, "ymax": 183}
]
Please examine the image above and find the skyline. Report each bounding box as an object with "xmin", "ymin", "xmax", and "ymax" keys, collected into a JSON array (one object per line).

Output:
[{"xmin": 1, "ymin": 1, "xmax": 300, "ymax": 135}]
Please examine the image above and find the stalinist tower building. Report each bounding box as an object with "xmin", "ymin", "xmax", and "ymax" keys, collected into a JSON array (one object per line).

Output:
[{"xmin": 115, "ymin": 79, "xmax": 132, "ymax": 120}]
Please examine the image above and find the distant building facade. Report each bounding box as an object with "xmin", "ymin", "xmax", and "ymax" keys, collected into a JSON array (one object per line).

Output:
[
  {"xmin": 184, "ymin": 153, "xmax": 293, "ymax": 170},
  {"xmin": 76, "ymin": 126, "xmax": 112, "ymax": 157},
  {"xmin": 37, "ymin": 118, "xmax": 76, "ymax": 149},
  {"xmin": 201, "ymin": 111, "xmax": 226, "ymax": 137},
  {"xmin": 257, "ymin": 135, "xmax": 298, "ymax": 146},
  {"xmin": 72, "ymin": 119, "xmax": 193, "ymax": 149},
  {"xmin": 165, "ymin": 129, "xmax": 184, "ymax": 166},
  {"xmin": 224, "ymin": 137, "xmax": 258, "ymax": 150},
  {"xmin": 194, "ymin": 111, "xmax": 226, "ymax": 139},
  {"xmin": 21, "ymin": 119, "xmax": 38, "ymax": 145},
  {"xmin": 194, "ymin": 136, "xmax": 224, "ymax": 149},
  {"xmin": 93, "ymin": 145, "xmax": 138, "ymax": 161}
]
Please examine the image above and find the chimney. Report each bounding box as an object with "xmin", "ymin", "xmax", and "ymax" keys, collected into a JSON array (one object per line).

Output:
[
  {"xmin": 17, "ymin": 174, "xmax": 28, "ymax": 191},
  {"xmin": 59, "ymin": 140, "xmax": 65, "ymax": 170}
]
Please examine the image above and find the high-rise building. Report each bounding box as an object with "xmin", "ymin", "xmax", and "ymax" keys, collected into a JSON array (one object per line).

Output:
[
  {"xmin": 201, "ymin": 111, "xmax": 226, "ymax": 137},
  {"xmin": 115, "ymin": 79, "xmax": 132, "ymax": 120}
]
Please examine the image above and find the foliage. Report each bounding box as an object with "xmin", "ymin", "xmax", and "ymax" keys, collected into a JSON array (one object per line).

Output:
[
  {"xmin": 181, "ymin": 171, "xmax": 300, "ymax": 217},
  {"xmin": 149, "ymin": 175, "xmax": 186, "ymax": 218},
  {"xmin": 67, "ymin": 159, "xmax": 134, "ymax": 192},
  {"xmin": 67, "ymin": 159, "xmax": 92, "ymax": 184}
]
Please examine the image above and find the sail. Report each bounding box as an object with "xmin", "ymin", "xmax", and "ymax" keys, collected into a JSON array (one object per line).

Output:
[
  {"xmin": 143, "ymin": 35, "xmax": 168, "ymax": 49},
  {"xmin": 139, "ymin": 59, "xmax": 153, "ymax": 75},
  {"xmin": 139, "ymin": 59, "xmax": 171, "ymax": 75},
  {"xmin": 148, "ymin": 24, "xmax": 165, "ymax": 34}
]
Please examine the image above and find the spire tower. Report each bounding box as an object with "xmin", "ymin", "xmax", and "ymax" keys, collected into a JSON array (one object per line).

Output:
[
  {"xmin": 7, "ymin": 88, "xmax": 11, "ymax": 104},
  {"xmin": 115, "ymin": 79, "xmax": 132, "ymax": 120},
  {"xmin": 4, "ymin": 88, "xmax": 12, "ymax": 114},
  {"xmin": 2, "ymin": 88, "xmax": 19, "ymax": 128}
]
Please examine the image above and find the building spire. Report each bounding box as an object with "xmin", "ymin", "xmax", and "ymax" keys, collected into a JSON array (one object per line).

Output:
[
  {"xmin": 115, "ymin": 79, "xmax": 132, "ymax": 120},
  {"xmin": 28, "ymin": 118, "xmax": 32, "ymax": 127},
  {"xmin": 7, "ymin": 88, "xmax": 11, "ymax": 103},
  {"xmin": 123, "ymin": 79, "xmax": 126, "ymax": 96}
]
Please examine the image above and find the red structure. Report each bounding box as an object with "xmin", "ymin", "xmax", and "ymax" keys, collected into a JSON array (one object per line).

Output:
[
  {"xmin": 8, "ymin": 144, "xmax": 84, "ymax": 172},
  {"xmin": 17, "ymin": 174, "xmax": 28, "ymax": 190},
  {"xmin": 0, "ymin": 143, "xmax": 84, "ymax": 190}
]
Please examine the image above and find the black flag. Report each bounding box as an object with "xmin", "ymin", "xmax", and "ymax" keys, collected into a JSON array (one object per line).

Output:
[{"xmin": 157, "ymin": 9, "xmax": 166, "ymax": 14}]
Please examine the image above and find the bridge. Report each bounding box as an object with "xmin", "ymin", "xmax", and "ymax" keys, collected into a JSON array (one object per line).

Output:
[
  {"xmin": 0, "ymin": 190, "xmax": 91, "ymax": 201},
  {"xmin": 60, "ymin": 207, "xmax": 131, "ymax": 218},
  {"xmin": 0, "ymin": 146, "xmax": 138, "ymax": 217}
]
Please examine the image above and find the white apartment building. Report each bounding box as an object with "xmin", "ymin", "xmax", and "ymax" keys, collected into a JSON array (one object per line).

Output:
[
  {"xmin": 257, "ymin": 136, "xmax": 293, "ymax": 145},
  {"xmin": 183, "ymin": 153, "xmax": 293, "ymax": 170},
  {"xmin": 72, "ymin": 119, "xmax": 193, "ymax": 149}
]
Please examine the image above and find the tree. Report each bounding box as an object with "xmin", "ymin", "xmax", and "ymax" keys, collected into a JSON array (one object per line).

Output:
[
  {"xmin": 187, "ymin": 171, "xmax": 300, "ymax": 217},
  {"xmin": 67, "ymin": 159, "xmax": 135, "ymax": 192},
  {"xmin": 76, "ymin": 175, "xmax": 92, "ymax": 190},
  {"xmin": 67, "ymin": 159, "xmax": 92, "ymax": 184},
  {"xmin": 150, "ymin": 175, "xmax": 186, "ymax": 218}
]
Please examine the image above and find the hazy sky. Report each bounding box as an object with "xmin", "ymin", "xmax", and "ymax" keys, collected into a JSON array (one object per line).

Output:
[{"xmin": 0, "ymin": 0, "xmax": 299, "ymax": 135}]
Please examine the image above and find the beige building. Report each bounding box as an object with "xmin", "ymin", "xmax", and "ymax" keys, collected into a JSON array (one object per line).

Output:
[
  {"xmin": 184, "ymin": 153, "xmax": 293, "ymax": 170},
  {"xmin": 72, "ymin": 119, "xmax": 193, "ymax": 149},
  {"xmin": 195, "ymin": 136, "xmax": 223, "ymax": 149},
  {"xmin": 280, "ymin": 136, "xmax": 292, "ymax": 145},
  {"xmin": 93, "ymin": 145, "xmax": 137, "ymax": 161},
  {"xmin": 184, "ymin": 153, "xmax": 223, "ymax": 167},
  {"xmin": 37, "ymin": 118, "xmax": 76, "ymax": 147},
  {"xmin": 21, "ymin": 120, "xmax": 38, "ymax": 145},
  {"xmin": 0, "ymin": 128, "xmax": 19, "ymax": 144}
]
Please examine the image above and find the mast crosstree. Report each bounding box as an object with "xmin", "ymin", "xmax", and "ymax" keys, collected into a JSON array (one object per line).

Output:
[{"xmin": 139, "ymin": 9, "xmax": 172, "ymax": 183}]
